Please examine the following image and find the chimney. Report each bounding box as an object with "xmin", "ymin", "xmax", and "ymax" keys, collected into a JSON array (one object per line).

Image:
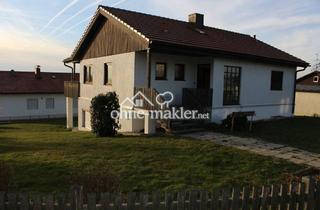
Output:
[
  {"xmin": 188, "ymin": 13, "xmax": 204, "ymax": 28},
  {"xmin": 35, "ymin": 65, "xmax": 41, "ymax": 79}
]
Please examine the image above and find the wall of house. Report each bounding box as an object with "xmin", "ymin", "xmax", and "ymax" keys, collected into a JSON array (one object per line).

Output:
[
  {"xmin": 211, "ymin": 57, "xmax": 296, "ymax": 123},
  {"xmin": 0, "ymin": 94, "xmax": 77, "ymax": 121},
  {"xmin": 135, "ymin": 52, "xmax": 213, "ymax": 105},
  {"xmin": 77, "ymin": 52, "xmax": 137, "ymax": 132},
  {"xmin": 295, "ymin": 91, "xmax": 320, "ymax": 116}
]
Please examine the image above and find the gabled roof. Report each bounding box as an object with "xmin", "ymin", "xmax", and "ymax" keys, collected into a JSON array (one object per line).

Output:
[
  {"xmin": 66, "ymin": 6, "xmax": 309, "ymax": 67},
  {"xmin": 0, "ymin": 71, "xmax": 79, "ymax": 94},
  {"xmin": 297, "ymin": 71, "xmax": 320, "ymax": 83}
]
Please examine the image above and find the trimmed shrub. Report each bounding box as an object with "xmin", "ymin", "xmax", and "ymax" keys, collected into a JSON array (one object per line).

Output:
[{"xmin": 90, "ymin": 92, "xmax": 120, "ymax": 137}]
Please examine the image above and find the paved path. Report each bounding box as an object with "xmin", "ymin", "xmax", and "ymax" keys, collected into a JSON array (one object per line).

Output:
[{"xmin": 184, "ymin": 132, "xmax": 320, "ymax": 169}]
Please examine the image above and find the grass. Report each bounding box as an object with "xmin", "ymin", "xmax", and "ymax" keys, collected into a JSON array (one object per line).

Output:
[
  {"xmin": 0, "ymin": 119, "xmax": 304, "ymax": 193},
  {"xmin": 216, "ymin": 116, "xmax": 320, "ymax": 154}
]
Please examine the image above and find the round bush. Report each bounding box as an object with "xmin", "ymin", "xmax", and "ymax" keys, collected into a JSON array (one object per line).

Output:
[{"xmin": 90, "ymin": 92, "xmax": 120, "ymax": 137}]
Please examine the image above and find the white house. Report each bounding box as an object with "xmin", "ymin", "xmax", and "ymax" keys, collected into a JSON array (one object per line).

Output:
[
  {"xmin": 295, "ymin": 71, "xmax": 320, "ymax": 116},
  {"xmin": 63, "ymin": 6, "xmax": 309, "ymax": 134},
  {"xmin": 0, "ymin": 68, "xmax": 78, "ymax": 121}
]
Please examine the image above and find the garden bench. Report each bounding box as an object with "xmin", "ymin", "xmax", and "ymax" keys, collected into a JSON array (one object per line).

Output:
[{"xmin": 229, "ymin": 111, "xmax": 255, "ymax": 132}]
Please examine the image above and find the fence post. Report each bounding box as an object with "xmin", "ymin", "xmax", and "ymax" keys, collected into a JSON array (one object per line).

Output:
[
  {"xmin": 200, "ymin": 190, "xmax": 207, "ymax": 210},
  {"xmin": 152, "ymin": 191, "xmax": 160, "ymax": 210},
  {"xmin": 101, "ymin": 192, "xmax": 111, "ymax": 210},
  {"xmin": 298, "ymin": 182, "xmax": 306, "ymax": 210},
  {"xmin": 252, "ymin": 186, "xmax": 261, "ymax": 210},
  {"xmin": 56, "ymin": 193, "xmax": 66, "ymax": 210},
  {"xmin": 315, "ymin": 181, "xmax": 320, "ymax": 210},
  {"xmin": 165, "ymin": 192, "xmax": 173, "ymax": 210},
  {"xmin": 210, "ymin": 190, "xmax": 219, "ymax": 210},
  {"xmin": 289, "ymin": 183, "xmax": 298, "ymax": 210},
  {"xmin": 0, "ymin": 192, "xmax": 4, "ymax": 210},
  {"xmin": 221, "ymin": 188, "xmax": 230, "ymax": 210},
  {"xmin": 46, "ymin": 194, "xmax": 54, "ymax": 210},
  {"xmin": 260, "ymin": 186, "xmax": 270, "ymax": 210},
  {"xmin": 231, "ymin": 186, "xmax": 240, "ymax": 210},
  {"xmin": 19, "ymin": 193, "xmax": 29, "ymax": 210},
  {"xmin": 282, "ymin": 184, "xmax": 290, "ymax": 210},
  {"xmin": 307, "ymin": 177, "xmax": 315, "ymax": 210},
  {"xmin": 70, "ymin": 186, "xmax": 83, "ymax": 210},
  {"xmin": 87, "ymin": 193, "xmax": 96, "ymax": 210},
  {"xmin": 177, "ymin": 191, "xmax": 185, "ymax": 210},
  {"xmin": 271, "ymin": 184, "xmax": 280, "ymax": 210},
  {"xmin": 7, "ymin": 193, "xmax": 17, "ymax": 210},
  {"xmin": 241, "ymin": 187, "xmax": 250, "ymax": 210},
  {"xmin": 32, "ymin": 194, "xmax": 42, "ymax": 210}
]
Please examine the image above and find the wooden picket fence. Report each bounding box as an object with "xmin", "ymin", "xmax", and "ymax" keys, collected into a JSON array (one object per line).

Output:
[{"xmin": 1, "ymin": 178, "xmax": 320, "ymax": 210}]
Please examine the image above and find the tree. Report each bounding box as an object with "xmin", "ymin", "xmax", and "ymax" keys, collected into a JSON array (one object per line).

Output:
[{"xmin": 90, "ymin": 92, "xmax": 120, "ymax": 137}]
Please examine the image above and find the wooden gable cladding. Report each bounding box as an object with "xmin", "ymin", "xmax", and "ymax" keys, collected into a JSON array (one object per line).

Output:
[
  {"xmin": 79, "ymin": 13, "xmax": 149, "ymax": 60},
  {"xmin": 297, "ymin": 71, "xmax": 320, "ymax": 86}
]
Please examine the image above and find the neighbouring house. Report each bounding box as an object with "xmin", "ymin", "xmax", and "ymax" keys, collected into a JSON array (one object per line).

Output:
[
  {"xmin": 0, "ymin": 67, "xmax": 79, "ymax": 121},
  {"xmin": 63, "ymin": 6, "xmax": 309, "ymax": 134},
  {"xmin": 295, "ymin": 71, "xmax": 320, "ymax": 116}
]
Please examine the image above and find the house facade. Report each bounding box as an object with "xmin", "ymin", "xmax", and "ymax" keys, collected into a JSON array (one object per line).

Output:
[
  {"xmin": 295, "ymin": 71, "xmax": 320, "ymax": 116},
  {"xmin": 0, "ymin": 69, "xmax": 78, "ymax": 121},
  {"xmin": 63, "ymin": 6, "xmax": 309, "ymax": 134}
]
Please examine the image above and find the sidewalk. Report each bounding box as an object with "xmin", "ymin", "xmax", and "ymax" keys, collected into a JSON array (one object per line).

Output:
[{"xmin": 183, "ymin": 132, "xmax": 320, "ymax": 168}]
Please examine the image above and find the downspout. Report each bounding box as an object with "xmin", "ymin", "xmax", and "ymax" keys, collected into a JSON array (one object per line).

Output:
[
  {"xmin": 64, "ymin": 62, "xmax": 74, "ymax": 81},
  {"xmin": 146, "ymin": 47, "xmax": 152, "ymax": 88},
  {"xmin": 292, "ymin": 66, "xmax": 308, "ymax": 114}
]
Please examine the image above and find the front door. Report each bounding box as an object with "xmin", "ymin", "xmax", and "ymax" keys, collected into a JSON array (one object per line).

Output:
[{"xmin": 197, "ymin": 64, "xmax": 211, "ymax": 89}]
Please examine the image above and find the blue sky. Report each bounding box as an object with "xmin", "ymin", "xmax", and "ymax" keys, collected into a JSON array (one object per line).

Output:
[{"xmin": 0, "ymin": 0, "xmax": 319, "ymax": 76}]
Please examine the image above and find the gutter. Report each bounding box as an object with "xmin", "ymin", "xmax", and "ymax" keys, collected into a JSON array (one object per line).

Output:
[{"xmin": 292, "ymin": 66, "xmax": 309, "ymax": 114}]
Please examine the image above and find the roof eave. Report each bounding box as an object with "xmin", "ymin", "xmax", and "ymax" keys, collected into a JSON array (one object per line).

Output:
[{"xmin": 150, "ymin": 40, "xmax": 309, "ymax": 68}]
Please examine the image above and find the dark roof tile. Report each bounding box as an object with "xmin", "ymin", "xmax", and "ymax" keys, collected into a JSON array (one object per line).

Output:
[
  {"xmin": 0, "ymin": 71, "xmax": 78, "ymax": 94},
  {"xmin": 100, "ymin": 6, "xmax": 309, "ymax": 67}
]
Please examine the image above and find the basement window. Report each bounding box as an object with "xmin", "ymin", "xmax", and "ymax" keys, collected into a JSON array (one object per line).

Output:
[
  {"xmin": 313, "ymin": 76, "xmax": 319, "ymax": 83},
  {"xmin": 155, "ymin": 63, "xmax": 167, "ymax": 80},
  {"xmin": 270, "ymin": 71, "xmax": 283, "ymax": 91}
]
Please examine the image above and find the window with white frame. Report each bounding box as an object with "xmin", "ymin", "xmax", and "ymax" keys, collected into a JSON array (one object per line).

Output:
[
  {"xmin": 27, "ymin": 98, "xmax": 39, "ymax": 110},
  {"xmin": 313, "ymin": 76, "xmax": 319, "ymax": 83},
  {"xmin": 45, "ymin": 98, "xmax": 55, "ymax": 109}
]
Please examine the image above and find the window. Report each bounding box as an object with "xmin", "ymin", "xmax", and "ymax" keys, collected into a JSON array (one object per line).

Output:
[
  {"xmin": 82, "ymin": 110, "xmax": 86, "ymax": 128},
  {"xmin": 104, "ymin": 63, "xmax": 112, "ymax": 85},
  {"xmin": 27, "ymin": 98, "xmax": 39, "ymax": 110},
  {"xmin": 175, "ymin": 64, "xmax": 185, "ymax": 81},
  {"xmin": 223, "ymin": 66, "xmax": 241, "ymax": 105},
  {"xmin": 313, "ymin": 76, "xmax": 319, "ymax": 83},
  {"xmin": 45, "ymin": 98, "xmax": 55, "ymax": 109},
  {"xmin": 270, "ymin": 71, "xmax": 283, "ymax": 91},
  {"xmin": 155, "ymin": 63, "xmax": 167, "ymax": 80},
  {"xmin": 83, "ymin": 65, "xmax": 93, "ymax": 84}
]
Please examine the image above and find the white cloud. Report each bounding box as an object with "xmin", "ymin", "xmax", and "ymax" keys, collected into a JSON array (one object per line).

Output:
[{"xmin": 39, "ymin": 0, "xmax": 80, "ymax": 32}]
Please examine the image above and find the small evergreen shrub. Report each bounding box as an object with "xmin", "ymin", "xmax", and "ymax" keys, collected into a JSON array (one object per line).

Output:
[{"xmin": 90, "ymin": 92, "xmax": 120, "ymax": 137}]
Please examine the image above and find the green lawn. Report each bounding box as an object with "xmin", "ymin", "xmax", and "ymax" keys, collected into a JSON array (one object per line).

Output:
[
  {"xmin": 217, "ymin": 117, "xmax": 320, "ymax": 154},
  {"xmin": 0, "ymin": 120, "xmax": 303, "ymax": 193}
]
